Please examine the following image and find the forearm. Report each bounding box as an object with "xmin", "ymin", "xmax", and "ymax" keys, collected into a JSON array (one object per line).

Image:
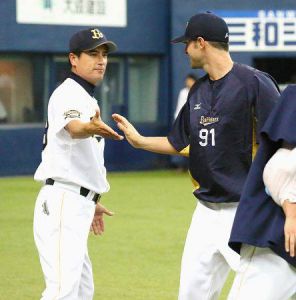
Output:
[
  {"xmin": 283, "ymin": 201, "xmax": 296, "ymax": 218},
  {"xmin": 65, "ymin": 120, "xmax": 94, "ymax": 139},
  {"xmin": 136, "ymin": 136, "xmax": 179, "ymax": 155},
  {"xmin": 65, "ymin": 118, "xmax": 122, "ymax": 140}
]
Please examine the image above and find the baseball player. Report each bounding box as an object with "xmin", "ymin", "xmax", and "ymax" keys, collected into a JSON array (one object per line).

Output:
[
  {"xmin": 228, "ymin": 85, "xmax": 296, "ymax": 300},
  {"xmin": 112, "ymin": 12, "xmax": 280, "ymax": 300},
  {"xmin": 33, "ymin": 28, "xmax": 123, "ymax": 300}
]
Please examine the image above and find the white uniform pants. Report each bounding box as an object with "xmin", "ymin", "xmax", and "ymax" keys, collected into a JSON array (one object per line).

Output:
[
  {"xmin": 228, "ymin": 245, "xmax": 296, "ymax": 300},
  {"xmin": 33, "ymin": 185, "xmax": 96, "ymax": 300},
  {"xmin": 179, "ymin": 200, "xmax": 240, "ymax": 300}
]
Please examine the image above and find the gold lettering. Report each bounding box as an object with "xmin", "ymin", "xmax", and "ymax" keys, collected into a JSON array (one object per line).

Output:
[
  {"xmin": 91, "ymin": 29, "xmax": 103, "ymax": 39},
  {"xmin": 200, "ymin": 115, "xmax": 219, "ymax": 125}
]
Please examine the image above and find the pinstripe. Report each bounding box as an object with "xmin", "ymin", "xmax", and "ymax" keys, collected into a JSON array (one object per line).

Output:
[{"xmin": 53, "ymin": 193, "xmax": 65, "ymax": 300}]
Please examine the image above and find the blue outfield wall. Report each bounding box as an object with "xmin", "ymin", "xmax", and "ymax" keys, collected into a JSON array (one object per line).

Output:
[
  {"xmin": 0, "ymin": 125, "xmax": 170, "ymax": 176},
  {"xmin": 1, "ymin": 0, "xmax": 296, "ymax": 176},
  {"xmin": 0, "ymin": 0, "xmax": 170, "ymax": 55},
  {"xmin": 0, "ymin": 0, "xmax": 172, "ymax": 176},
  {"xmin": 105, "ymin": 125, "xmax": 170, "ymax": 172},
  {"xmin": 0, "ymin": 127, "xmax": 43, "ymax": 176}
]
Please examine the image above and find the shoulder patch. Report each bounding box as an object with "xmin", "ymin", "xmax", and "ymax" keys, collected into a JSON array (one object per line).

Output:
[{"xmin": 64, "ymin": 110, "xmax": 81, "ymax": 119}]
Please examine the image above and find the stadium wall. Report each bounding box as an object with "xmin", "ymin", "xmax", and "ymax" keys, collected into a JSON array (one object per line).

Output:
[{"xmin": 0, "ymin": 0, "xmax": 296, "ymax": 175}]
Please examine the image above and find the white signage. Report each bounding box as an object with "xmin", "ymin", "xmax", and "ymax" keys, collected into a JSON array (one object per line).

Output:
[
  {"xmin": 16, "ymin": 0, "xmax": 127, "ymax": 27},
  {"xmin": 218, "ymin": 10, "xmax": 296, "ymax": 52}
]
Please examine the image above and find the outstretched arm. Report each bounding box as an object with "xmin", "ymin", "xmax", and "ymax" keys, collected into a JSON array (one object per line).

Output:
[
  {"xmin": 112, "ymin": 113, "xmax": 179, "ymax": 155},
  {"xmin": 66, "ymin": 110, "xmax": 124, "ymax": 140}
]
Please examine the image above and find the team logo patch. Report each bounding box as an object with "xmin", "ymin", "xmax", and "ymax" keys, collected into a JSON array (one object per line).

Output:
[
  {"xmin": 200, "ymin": 115, "xmax": 219, "ymax": 126},
  {"xmin": 64, "ymin": 110, "xmax": 81, "ymax": 119}
]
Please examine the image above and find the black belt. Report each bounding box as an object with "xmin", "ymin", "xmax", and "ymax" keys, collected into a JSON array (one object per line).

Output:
[{"xmin": 45, "ymin": 178, "xmax": 101, "ymax": 204}]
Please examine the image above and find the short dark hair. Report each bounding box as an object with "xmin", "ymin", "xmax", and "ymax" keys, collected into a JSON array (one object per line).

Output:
[
  {"xmin": 207, "ymin": 41, "xmax": 229, "ymax": 51},
  {"xmin": 68, "ymin": 51, "xmax": 83, "ymax": 67}
]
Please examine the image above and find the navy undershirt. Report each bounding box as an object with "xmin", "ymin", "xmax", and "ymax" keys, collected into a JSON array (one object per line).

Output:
[{"xmin": 69, "ymin": 72, "xmax": 95, "ymax": 97}]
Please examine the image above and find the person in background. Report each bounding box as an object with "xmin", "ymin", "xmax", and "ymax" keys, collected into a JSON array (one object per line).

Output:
[
  {"xmin": 174, "ymin": 73, "xmax": 198, "ymax": 120},
  {"xmin": 0, "ymin": 98, "xmax": 8, "ymax": 123}
]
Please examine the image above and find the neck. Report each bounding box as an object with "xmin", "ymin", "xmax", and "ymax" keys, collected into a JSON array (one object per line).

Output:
[{"xmin": 203, "ymin": 50, "xmax": 233, "ymax": 81}]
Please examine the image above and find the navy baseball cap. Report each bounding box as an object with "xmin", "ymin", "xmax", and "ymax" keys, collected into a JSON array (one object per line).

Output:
[
  {"xmin": 69, "ymin": 28, "xmax": 117, "ymax": 53},
  {"xmin": 172, "ymin": 12, "xmax": 229, "ymax": 44}
]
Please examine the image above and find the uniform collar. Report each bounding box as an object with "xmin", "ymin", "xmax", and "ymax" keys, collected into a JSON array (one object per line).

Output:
[{"xmin": 69, "ymin": 72, "xmax": 96, "ymax": 97}]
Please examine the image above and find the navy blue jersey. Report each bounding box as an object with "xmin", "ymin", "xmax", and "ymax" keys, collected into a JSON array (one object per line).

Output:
[
  {"xmin": 229, "ymin": 85, "xmax": 296, "ymax": 267},
  {"xmin": 168, "ymin": 63, "xmax": 280, "ymax": 203}
]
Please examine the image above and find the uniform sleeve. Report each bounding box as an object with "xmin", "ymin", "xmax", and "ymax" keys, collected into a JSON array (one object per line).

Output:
[
  {"xmin": 261, "ymin": 85, "xmax": 296, "ymax": 145},
  {"xmin": 50, "ymin": 89, "xmax": 94, "ymax": 136},
  {"xmin": 167, "ymin": 100, "xmax": 190, "ymax": 152},
  {"xmin": 253, "ymin": 72, "xmax": 280, "ymax": 141},
  {"xmin": 263, "ymin": 147, "xmax": 296, "ymax": 206}
]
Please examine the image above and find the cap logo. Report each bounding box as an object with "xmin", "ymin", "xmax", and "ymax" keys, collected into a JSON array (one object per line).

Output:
[
  {"xmin": 225, "ymin": 33, "xmax": 229, "ymax": 38},
  {"xmin": 91, "ymin": 29, "xmax": 104, "ymax": 39}
]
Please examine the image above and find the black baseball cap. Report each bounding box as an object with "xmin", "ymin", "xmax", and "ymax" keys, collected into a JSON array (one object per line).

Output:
[
  {"xmin": 172, "ymin": 12, "xmax": 229, "ymax": 44},
  {"xmin": 69, "ymin": 28, "xmax": 117, "ymax": 53}
]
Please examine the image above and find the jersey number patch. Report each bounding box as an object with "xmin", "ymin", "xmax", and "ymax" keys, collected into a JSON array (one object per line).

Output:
[{"xmin": 199, "ymin": 128, "xmax": 216, "ymax": 146}]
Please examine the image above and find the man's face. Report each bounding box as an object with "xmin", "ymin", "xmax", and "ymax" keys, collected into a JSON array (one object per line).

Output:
[{"xmin": 70, "ymin": 44, "xmax": 108, "ymax": 85}]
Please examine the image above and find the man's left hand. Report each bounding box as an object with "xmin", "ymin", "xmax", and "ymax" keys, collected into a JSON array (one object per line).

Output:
[{"xmin": 90, "ymin": 202, "xmax": 114, "ymax": 235}]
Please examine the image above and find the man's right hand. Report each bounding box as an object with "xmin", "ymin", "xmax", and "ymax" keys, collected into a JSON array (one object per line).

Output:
[
  {"xmin": 89, "ymin": 110, "xmax": 124, "ymax": 140},
  {"xmin": 66, "ymin": 109, "xmax": 124, "ymax": 140},
  {"xmin": 112, "ymin": 113, "xmax": 144, "ymax": 148}
]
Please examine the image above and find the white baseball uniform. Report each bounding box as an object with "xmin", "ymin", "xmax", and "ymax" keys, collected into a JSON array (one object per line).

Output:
[
  {"xmin": 228, "ymin": 245, "xmax": 296, "ymax": 300},
  {"xmin": 33, "ymin": 74, "xmax": 109, "ymax": 300}
]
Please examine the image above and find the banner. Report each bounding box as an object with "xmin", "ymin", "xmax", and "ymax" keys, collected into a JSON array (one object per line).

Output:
[
  {"xmin": 217, "ymin": 10, "xmax": 296, "ymax": 52},
  {"xmin": 16, "ymin": 0, "xmax": 127, "ymax": 27}
]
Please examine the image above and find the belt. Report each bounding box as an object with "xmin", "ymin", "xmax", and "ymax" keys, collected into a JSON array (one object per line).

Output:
[{"xmin": 45, "ymin": 178, "xmax": 101, "ymax": 204}]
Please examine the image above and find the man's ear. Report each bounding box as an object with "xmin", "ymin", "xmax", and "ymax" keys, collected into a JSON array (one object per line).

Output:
[
  {"xmin": 69, "ymin": 53, "xmax": 77, "ymax": 67},
  {"xmin": 196, "ymin": 37, "xmax": 206, "ymax": 49}
]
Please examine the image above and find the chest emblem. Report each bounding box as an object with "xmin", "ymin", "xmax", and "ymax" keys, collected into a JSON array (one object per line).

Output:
[
  {"xmin": 194, "ymin": 103, "xmax": 201, "ymax": 110},
  {"xmin": 200, "ymin": 115, "xmax": 219, "ymax": 126}
]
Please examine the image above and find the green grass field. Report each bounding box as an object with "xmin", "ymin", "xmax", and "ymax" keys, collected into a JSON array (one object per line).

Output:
[{"xmin": 0, "ymin": 171, "xmax": 234, "ymax": 299}]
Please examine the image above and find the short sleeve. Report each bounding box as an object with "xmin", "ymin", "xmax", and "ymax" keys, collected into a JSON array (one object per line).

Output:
[
  {"xmin": 167, "ymin": 100, "xmax": 190, "ymax": 152},
  {"xmin": 261, "ymin": 85, "xmax": 296, "ymax": 145},
  {"xmin": 49, "ymin": 86, "xmax": 96, "ymax": 136},
  {"xmin": 253, "ymin": 72, "xmax": 280, "ymax": 139}
]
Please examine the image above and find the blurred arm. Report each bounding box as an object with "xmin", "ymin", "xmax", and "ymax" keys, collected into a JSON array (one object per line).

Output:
[{"xmin": 66, "ymin": 110, "xmax": 123, "ymax": 140}]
